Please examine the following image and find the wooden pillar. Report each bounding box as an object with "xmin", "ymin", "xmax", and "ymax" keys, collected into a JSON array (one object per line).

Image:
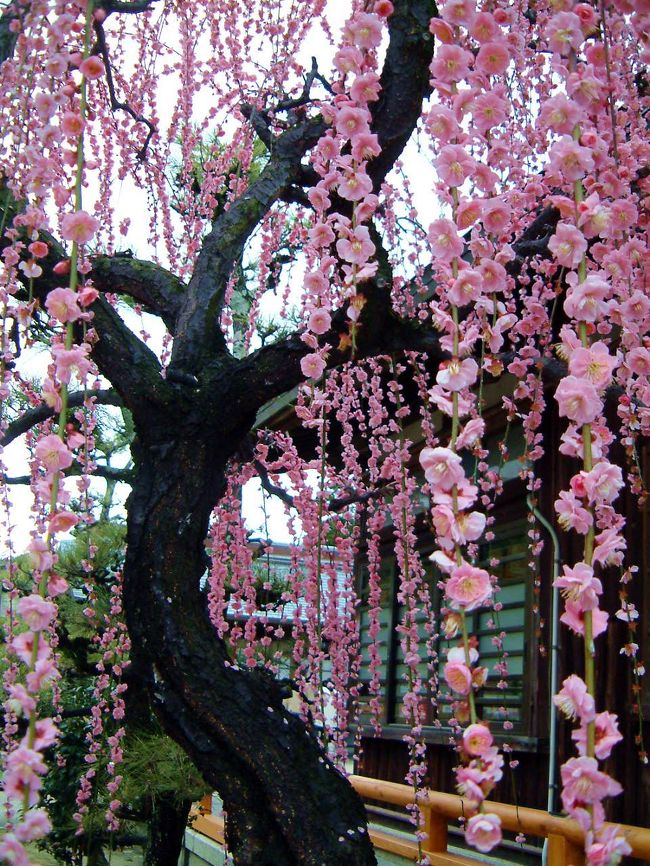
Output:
[
  {"xmin": 421, "ymin": 804, "xmax": 448, "ymax": 856},
  {"xmin": 547, "ymin": 833, "xmax": 585, "ymax": 866}
]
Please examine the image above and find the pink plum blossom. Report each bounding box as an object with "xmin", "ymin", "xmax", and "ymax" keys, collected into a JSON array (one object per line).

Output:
[
  {"xmin": 338, "ymin": 169, "xmax": 373, "ymax": 202},
  {"xmin": 479, "ymin": 259, "xmax": 507, "ymax": 293},
  {"xmin": 52, "ymin": 343, "xmax": 93, "ymax": 384},
  {"xmin": 0, "ymin": 835, "xmax": 32, "ymax": 865},
  {"xmin": 549, "ymin": 223, "xmax": 587, "ymax": 269},
  {"xmin": 469, "ymin": 11, "xmax": 499, "ymax": 42},
  {"xmin": 333, "ymin": 46, "xmax": 363, "ymax": 75},
  {"xmin": 561, "ymin": 600, "xmax": 608, "ymax": 639},
  {"xmin": 308, "ymin": 222, "xmax": 335, "ymax": 248},
  {"xmin": 12, "ymin": 632, "xmax": 49, "ymax": 665},
  {"xmin": 564, "ymin": 274, "xmax": 611, "ymax": 322},
  {"xmin": 555, "ymin": 562, "xmax": 602, "ymax": 611},
  {"xmin": 539, "ymin": 94, "xmax": 583, "ymax": 134},
  {"xmin": 465, "ymin": 813, "xmax": 502, "ymax": 853},
  {"xmin": 428, "ymin": 219, "xmax": 464, "ymax": 262},
  {"xmin": 463, "ymin": 723, "xmax": 493, "ymax": 756},
  {"xmin": 300, "ymin": 353, "xmax": 326, "ymax": 380},
  {"xmin": 15, "ymin": 809, "xmax": 52, "ymax": 843},
  {"xmin": 426, "ymin": 106, "xmax": 459, "ymax": 142},
  {"xmin": 345, "ymin": 12, "xmax": 383, "ymax": 49},
  {"xmin": 545, "ymin": 11, "xmax": 584, "ymax": 55},
  {"xmin": 334, "ymin": 105, "xmax": 371, "ymax": 140},
  {"xmin": 471, "ymin": 92, "xmax": 508, "ymax": 133},
  {"xmin": 481, "ymin": 198, "xmax": 511, "ymax": 235},
  {"xmin": 475, "ymin": 42, "xmax": 509, "ymax": 75},
  {"xmin": 350, "ymin": 72, "xmax": 381, "ymax": 103},
  {"xmin": 445, "ymin": 562, "xmax": 492, "ymax": 611},
  {"xmin": 4, "ymin": 747, "xmax": 47, "ymax": 807},
  {"xmin": 456, "ymin": 417, "xmax": 485, "ymax": 450},
  {"xmin": 572, "ymin": 712, "xmax": 622, "ymax": 760},
  {"xmin": 48, "ymin": 509, "xmax": 79, "ymax": 534},
  {"xmin": 585, "ymin": 825, "xmax": 632, "ymax": 866},
  {"xmin": 430, "ymin": 45, "xmax": 473, "ymax": 83},
  {"xmin": 593, "ymin": 528, "xmax": 626, "ymax": 567},
  {"xmin": 28, "ymin": 538, "xmax": 53, "ymax": 572},
  {"xmin": 548, "ymin": 136, "xmax": 594, "ymax": 182},
  {"xmin": 435, "ymin": 144, "xmax": 476, "ymax": 187},
  {"xmin": 568, "ymin": 343, "xmax": 618, "ymax": 389},
  {"xmin": 560, "ymin": 756, "xmax": 622, "ymax": 812},
  {"xmin": 17, "ymin": 594, "xmax": 57, "ymax": 631},
  {"xmin": 79, "ymin": 56, "xmax": 105, "ymax": 79},
  {"xmin": 48, "ymin": 573, "xmax": 70, "ymax": 597},
  {"xmin": 440, "ymin": 0, "xmax": 476, "ymax": 28},
  {"xmin": 61, "ymin": 111, "xmax": 84, "ymax": 137},
  {"xmin": 555, "ymin": 376, "xmax": 602, "ymax": 425},
  {"xmin": 419, "ymin": 446, "xmax": 464, "ymax": 491},
  {"xmin": 60, "ymin": 210, "xmax": 99, "ymax": 244},
  {"xmin": 448, "ymin": 268, "xmax": 483, "ymax": 307},
  {"xmin": 581, "ymin": 462, "xmax": 623, "ymax": 505},
  {"xmin": 336, "ymin": 226, "xmax": 375, "ymax": 265},
  {"xmin": 456, "ymin": 765, "xmax": 486, "ymax": 803},
  {"xmin": 626, "ymin": 347, "xmax": 650, "ymax": 376},
  {"xmin": 26, "ymin": 718, "xmax": 59, "ymax": 751},
  {"xmin": 554, "ymin": 490, "xmax": 592, "ymax": 534},
  {"xmin": 351, "ymin": 133, "xmax": 381, "ymax": 161},
  {"xmin": 436, "ymin": 357, "xmax": 479, "ymax": 391},
  {"xmin": 444, "ymin": 660, "xmax": 473, "ymax": 694},
  {"xmin": 554, "ymin": 674, "xmax": 596, "ymax": 722},
  {"xmin": 34, "ymin": 433, "xmax": 74, "ymax": 473},
  {"xmin": 456, "ymin": 199, "xmax": 483, "ymax": 229},
  {"xmin": 45, "ymin": 287, "xmax": 83, "ymax": 323},
  {"xmin": 307, "ymin": 309, "xmax": 331, "ymax": 335}
]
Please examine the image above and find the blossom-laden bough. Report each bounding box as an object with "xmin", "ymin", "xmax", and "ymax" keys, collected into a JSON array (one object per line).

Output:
[{"xmin": 0, "ymin": 0, "xmax": 648, "ymax": 864}]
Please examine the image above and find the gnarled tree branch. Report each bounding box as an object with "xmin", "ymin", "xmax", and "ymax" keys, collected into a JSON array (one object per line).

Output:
[
  {"xmin": 91, "ymin": 254, "xmax": 185, "ymax": 331},
  {"xmin": 1, "ymin": 389, "xmax": 122, "ymax": 448}
]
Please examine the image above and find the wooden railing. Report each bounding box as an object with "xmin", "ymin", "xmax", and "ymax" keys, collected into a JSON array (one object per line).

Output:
[{"xmin": 192, "ymin": 775, "xmax": 650, "ymax": 865}]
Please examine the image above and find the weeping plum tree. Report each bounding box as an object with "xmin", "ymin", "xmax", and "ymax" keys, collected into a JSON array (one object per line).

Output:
[{"xmin": 0, "ymin": 0, "xmax": 649, "ymax": 864}]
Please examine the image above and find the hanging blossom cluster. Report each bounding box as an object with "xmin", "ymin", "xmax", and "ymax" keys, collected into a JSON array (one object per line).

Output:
[
  {"xmin": 412, "ymin": 0, "xmax": 649, "ymax": 857},
  {"xmin": 0, "ymin": 0, "xmax": 106, "ymax": 859},
  {"xmin": 539, "ymin": 0, "xmax": 648, "ymax": 859},
  {"xmin": 299, "ymin": 2, "xmax": 392, "ymax": 379}
]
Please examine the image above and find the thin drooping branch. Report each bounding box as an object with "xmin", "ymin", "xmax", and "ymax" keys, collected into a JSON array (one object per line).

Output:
[
  {"xmin": 1, "ymin": 389, "xmax": 122, "ymax": 447},
  {"xmin": 4, "ymin": 464, "xmax": 133, "ymax": 485},
  {"xmin": 93, "ymin": 20, "xmax": 156, "ymax": 161}
]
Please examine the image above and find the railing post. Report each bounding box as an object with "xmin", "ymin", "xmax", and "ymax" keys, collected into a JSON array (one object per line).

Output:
[
  {"xmin": 421, "ymin": 802, "xmax": 448, "ymax": 858},
  {"xmin": 547, "ymin": 833, "xmax": 586, "ymax": 866}
]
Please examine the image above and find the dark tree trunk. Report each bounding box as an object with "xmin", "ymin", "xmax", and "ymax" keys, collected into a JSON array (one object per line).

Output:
[
  {"xmin": 144, "ymin": 795, "xmax": 192, "ymax": 866},
  {"xmin": 121, "ymin": 407, "xmax": 377, "ymax": 866}
]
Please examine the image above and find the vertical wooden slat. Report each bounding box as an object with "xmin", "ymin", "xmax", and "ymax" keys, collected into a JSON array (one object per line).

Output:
[
  {"xmin": 421, "ymin": 803, "xmax": 448, "ymax": 856},
  {"xmin": 547, "ymin": 832, "xmax": 585, "ymax": 866}
]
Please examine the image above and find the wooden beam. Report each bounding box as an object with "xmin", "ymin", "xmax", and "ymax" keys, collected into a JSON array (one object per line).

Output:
[{"xmin": 349, "ymin": 775, "xmax": 650, "ymax": 861}]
